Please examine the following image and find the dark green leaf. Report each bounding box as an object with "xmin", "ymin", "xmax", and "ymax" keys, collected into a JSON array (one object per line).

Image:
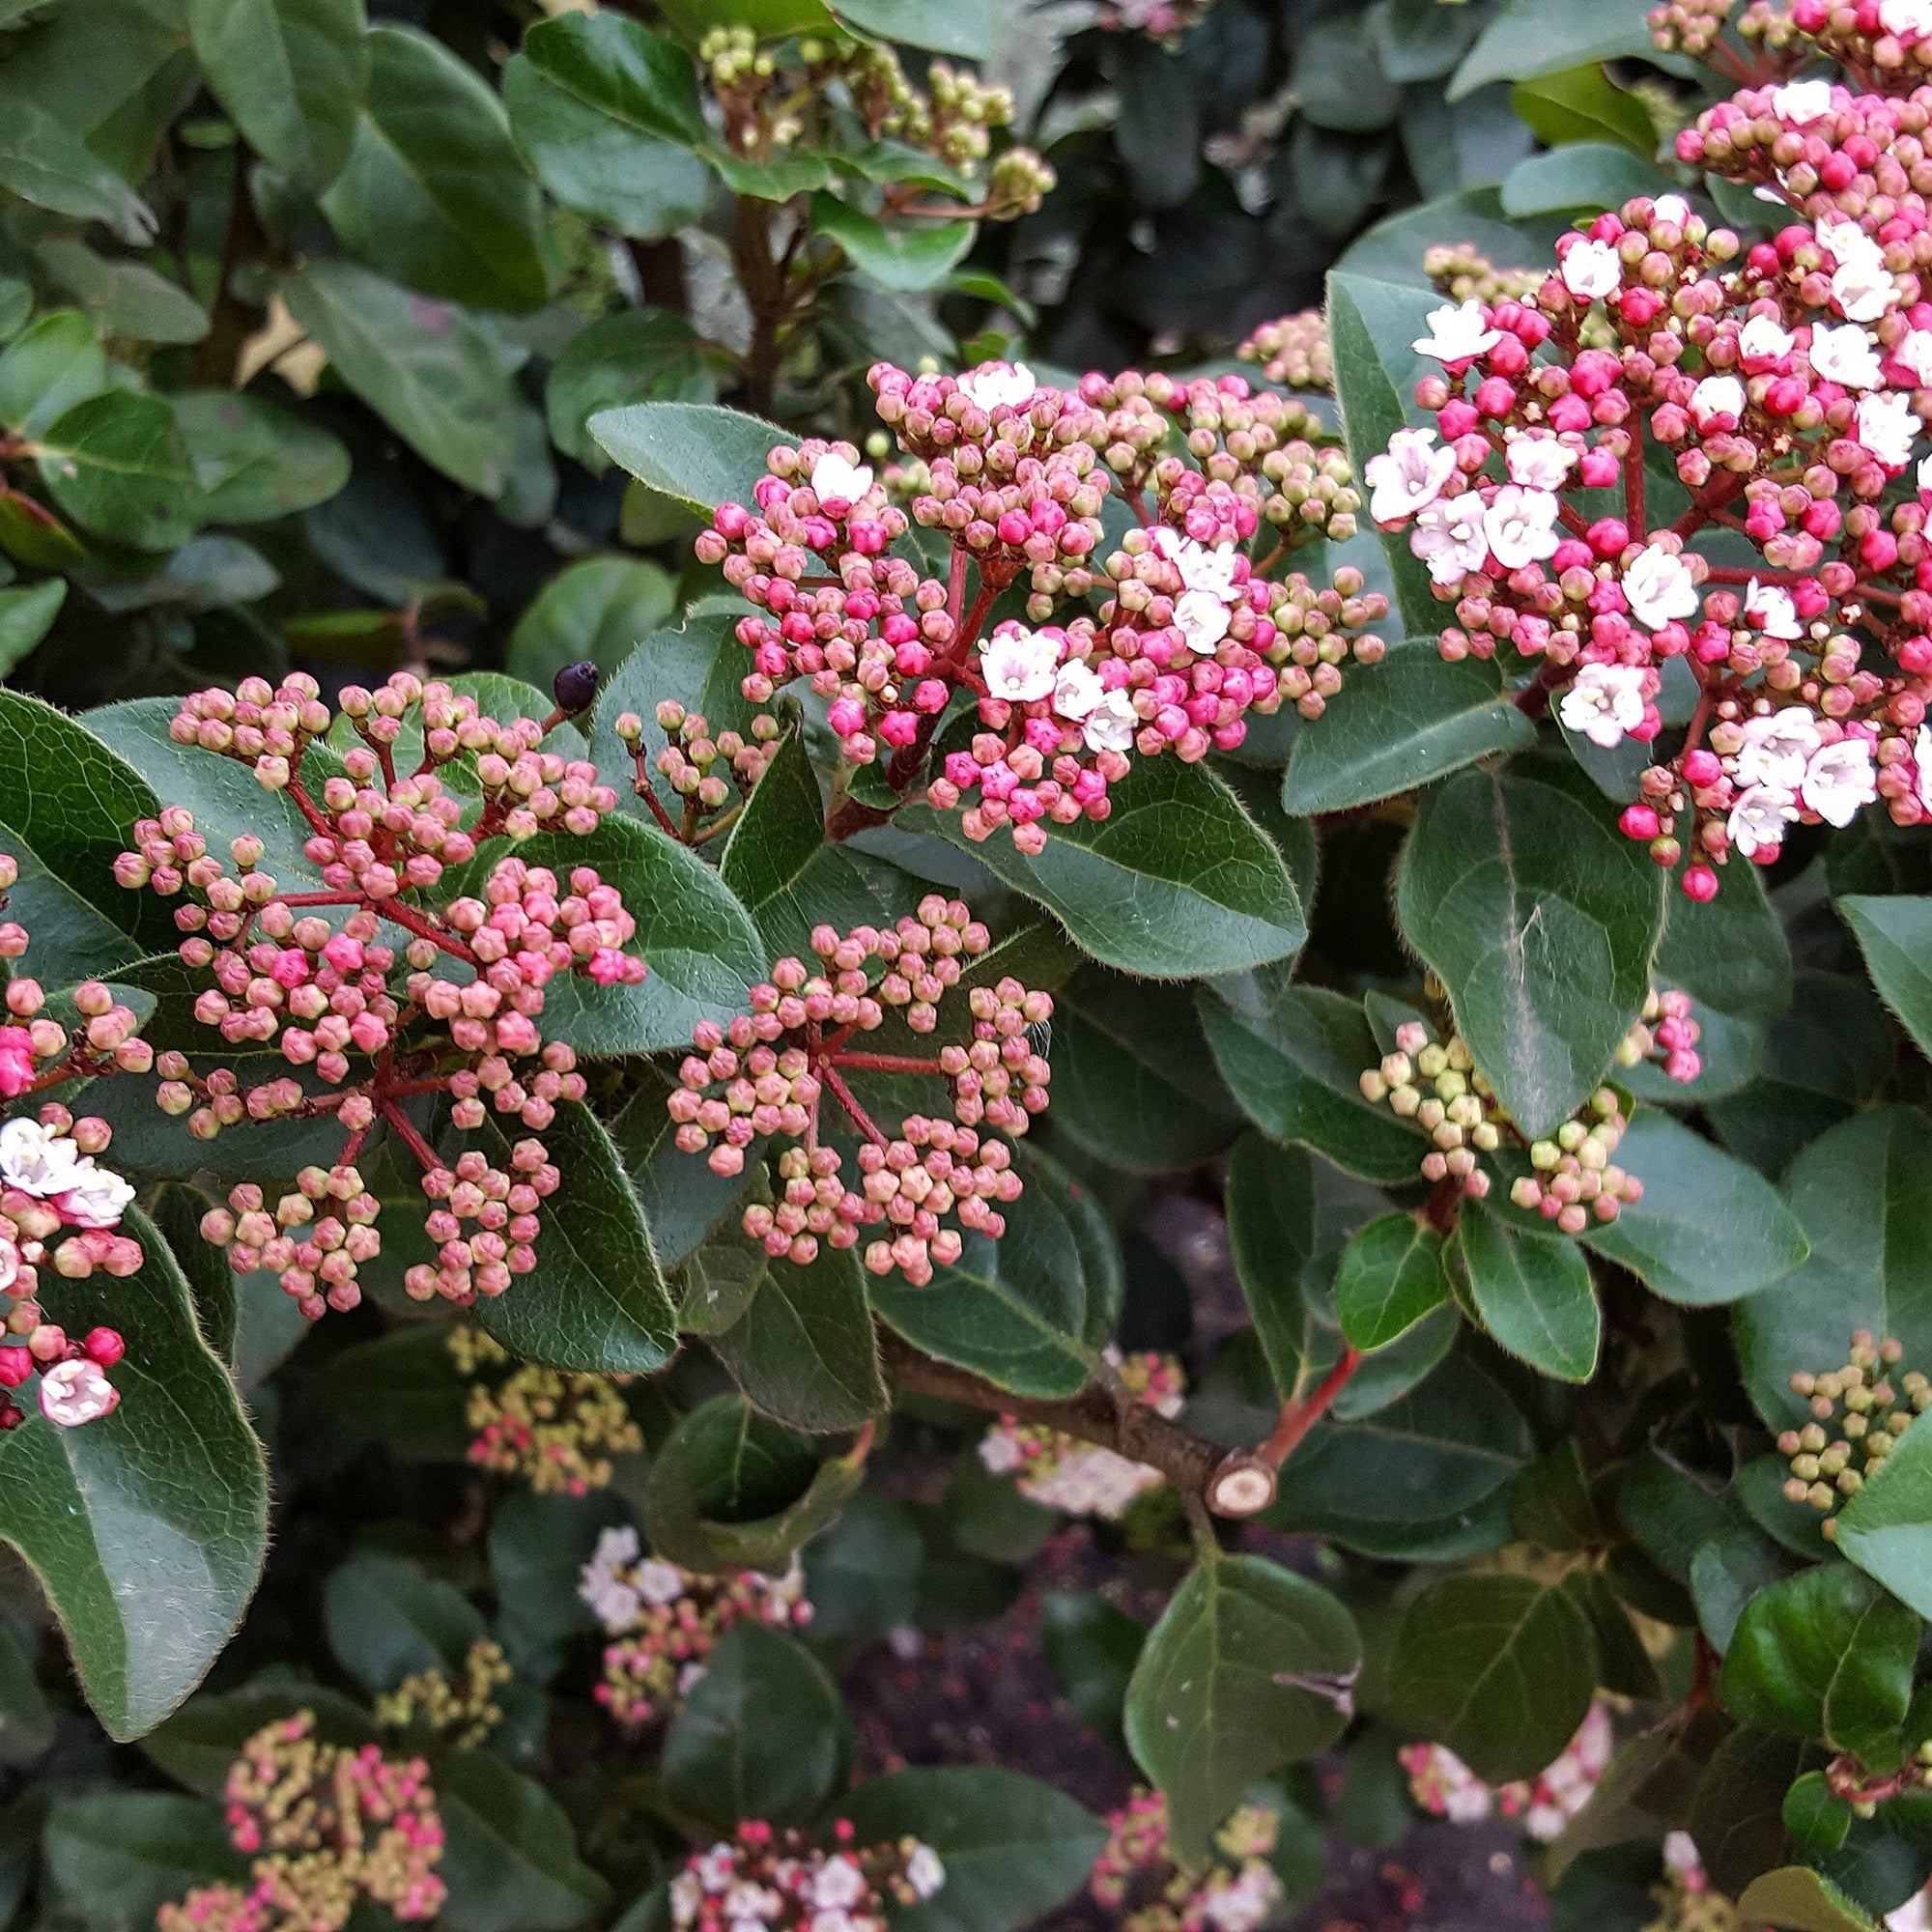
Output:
[
  {"xmin": 1691, "ymin": 1726, "xmax": 1808, "ymax": 1898},
  {"xmin": 810, "ymin": 192, "xmax": 975, "ymax": 293},
  {"xmin": 0, "ymin": 310, "xmax": 109, "ymax": 438},
  {"xmin": 710, "ymin": 1248, "xmax": 888, "ymax": 1433},
  {"xmin": 35, "ymin": 389, "xmax": 197, "ymax": 551},
  {"xmin": 1833, "ymin": 1409, "xmax": 1932, "ymax": 1621},
  {"xmin": 437, "ymin": 1747, "xmax": 611, "ymax": 1932},
  {"xmin": 1457, "ymin": 1195, "xmax": 1600, "ymax": 1379},
  {"xmin": 489, "ymin": 1486, "xmax": 629, "ymax": 1683},
  {"xmin": 590, "ymin": 400, "xmax": 787, "ymax": 516},
  {"xmin": 1736, "ymin": 1866, "xmax": 1883, "ymax": 1932},
  {"xmin": 0, "ymin": 578, "xmax": 62, "ymax": 678},
  {"xmin": 832, "ymin": 0, "xmax": 989, "ymax": 57},
  {"xmin": 1501, "ymin": 141, "xmax": 1673, "ymax": 216},
  {"xmin": 1690, "ymin": 1525, "xmax": 1797, "ymax": 1654},
  {"xmin": 521, "ymin": 12, "xmax": 704, "ymax": 146},
  {"xmin": 505, "ymin": 554, "xmax": 675, "ymax": 691},
  {"xmin": 173, "ymin": 390, "xmax": 351, "ymax": 525},
  {"xmin": 34, "ymin": 240, "xmax": 208, "ymax": 345},
  {"xmin": 1333, "ymin": 1211, "xmax": 1450, "ymax": 1352},
  {"xmin": 1785, "ymin": 1774, "xmax": 1854, "ymax": 1863},
  {"xmin": 804, "ymin": 1491, "xmax": 923, "ymax": 1640},
  {"xmin": 1040, "ymin": 1589, "xmax": 1145, "ymax": 1748},
  {"xmin": 0, "ymin": 1627, "xmax": 51, "ymax": 1766},
  {"xmin": 1224, "ymin": 1132, "xmax": 1317, "ymax": 1394},
  {"xmin": 1839, "ymin": 895, "xmax": 1932, "ymax": 1065},
  {"xmin": 1511, "ymin": 65, "xmax": 1657, "ymax": 156},
  {"xmin": 544, "ymin": 311, "xmax": 716, "ymax": 472},
  {"xmin": 324, "ymin": 1550, "xmax": 485, "ymax": 1692},
  {"xmin": 42, "ymin": 1791, "xmax": 246, "ymax": 1932},
  {"xmin": 610, "ymin": 1068, "xmax": 753, "ymax": 1273},
  {"xmin": 142, "ymin": 1684, "xmax": 376, "ymax": 1798},
  {"xmin": 1451, "ymin": 0, "xmax": 1667, "ymax": 98},
  {"xmin": 1510, "ymin": 1440, "xmax": 1608, "ymax": 1550},
  {"xmin": 0, "ymin": 96, "xmax": 156, "ymax": 241},
  {"xmin": 187, "ymin": 0, "xmax": 366, "ymax": 186}
]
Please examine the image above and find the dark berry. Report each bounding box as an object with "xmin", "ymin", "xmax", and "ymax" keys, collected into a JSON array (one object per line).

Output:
[{"xmin": 553, "ymin": 661, "xmax": 600, "ymax": 716}]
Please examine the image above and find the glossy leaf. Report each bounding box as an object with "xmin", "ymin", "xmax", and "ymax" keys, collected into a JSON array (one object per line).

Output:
[
  {"xmin": 1501, "ymin": 140, "xmax": 1673, "ymax": 216},
  {"xmin": 36, "ymin": 390, "xmax": 197, "ymax": 552},
  {"xmin": 810, "ymin": 192, "xmax": 975, "ymax": 292},
  {"xmin": 436, "ymin": 1747, "xmax": 611, "ymax": 1932},
  {"xmin": 0, "ymin": 310, "xmax": 108, "ymax": 439},
  {"xmin": 173, "ymin": 390, "xmax": 351, "ymax": 526},
  {"xmin": 1224, "ymin": 1133, "xmax": 1317, "ymax": 1393},
  {"xmin": 832, "ymin": 0, "xmax": 990, "ymax": 57},
  {"xmin": 324, "ymin": 1551, "xmax": 485, "ymax": 1691},
  {"xmin": 710, "ymin": 1248, "xmax": 888, "ymax": 1433},
  {"xmin": 1839, "ymin": 895, "xmax": 1932, "ymax": 1064},
  {"xmin": 1456, "ymin": 1197, "xmax": 1600, "ymax": 1378},
  {"xmin": 505, "ymin": 554, "xmax": 675, "ymax": 692},
  {"xmin": 0, "ymin": 96, "xmax": 156, "ymax": 242},
  {"xmin": 1736, "ymin": 1867, "xmax": 1883, "ymax": 1932},
  {"xmin": 544, "ymin": 310, "xmax": 716, "ymax": 471},
  {"xmin": 185, "ymin": 0, "xmax": 366, "ymax": 186},
  {"xmin": 590, "ymin": 400, "xmax": 789, "ymax": 516},
  {"xmin": 1833, "ymin": 1409, "xmax": 1932, "ymax": 1620},
  {"xmin": 42, "ymin": 1791, "xmax": 246, "ymax": 1932},
  {"xmin": 1332, "ymin": 1212, "xmax": 1450, "ymax": 1352},
  {"xmin": 1451, "ymin": 0, "xmax": 1664, "ymax": 97},
  {"xmin": 0, "ymin": 578, "xmax": 64, "ymax": 679}
]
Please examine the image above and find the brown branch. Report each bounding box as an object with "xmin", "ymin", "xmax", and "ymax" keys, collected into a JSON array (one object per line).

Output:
[
  {"xmin": 191, "ymin": 147, "xmax": 271, "ymax": 388},
  {"xmin": 876, "ymin": 1326, "xmax": 1280, "ymax": 1518}
]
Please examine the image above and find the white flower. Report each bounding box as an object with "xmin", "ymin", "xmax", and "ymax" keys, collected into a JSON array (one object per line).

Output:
[
  {"xmin": 1728, "ymin": 783, "xmax": 1799, "ymax": 858},
  {"xmin": 956, "ymin": 361, "xmax": 1036, "ymax": 411},
  {"xmin": 636, "ymin": 1557, "xmax": 686, "ymax": 1605},
  {"xmin": 1737, "ymin": 706, "xmax": 1823, "ymax": 788},
  {"xmin": 1772, "ymin": 79, "xmax": 1834, "ymax": 123},
  {"xmin": 1174, "ymin": 539, "xmax": 1240, "ymax": 603},
  {"xmin": 979, "ymin": 1427, "xmax": 1026, "ymax": 1472},
  {"xmin": 1802, "ymin": 737, "xmax": 1877, "ymax": 825},
  {"xmin": 696, "ymin": 1846, "xmax": 738, "ymax": 1893},
  {"xmin": 1858, "ymin": 390, "xmax": 1918, "ymax": 468},
  {"xmin": 1690, "ymin": 374, "xmax": 1747, "ymax": 424},
  {"xmin": 1820, "ymin": 217, "xmax": 1897, "ymax": 321},
  {"xmin": 1408, "ymin": 496, "xmax": 1488, "ymax": 586},
  {"xmin": 1558, "ymin": 663, "xmax": 1647, "ymax": 749},
  {"xmin": 1882, "ymin": 0, "xmax": 1932, "ymax": 38},
  {"xmin": 810, "ymin": 1914, "xmax": 858, "ymax": 1932},
  {"xmin": 1505, "ymin": 435, "xmax": 1577, "ymax": 491},
  {"xmin": 1175, "ymin": 587, "xmax": 1232, "ymax": 653},
  {"xmin": 671, "ymin": 1873, "xmax": 704, "ymax": 1927},
  {"xmin": 1739, "ymin": 313, "xmax": 1796, "ymax": 364},
  {"xmin": 1198, "ymin": 1864, "xmax": 1282, "ymax": 1932},
  {"xmin": 1082, "ymin": 688, "xmax": 1138, "ymax": 753},
  {"xmin": 1051, "ymin": 660, "xmax": 1104, "ymax": 724},
  {"xmin": 1481, "ymin": 485, "xmax": 1561, "ymax": 570},
  {"xmin": 1918, "ymin": 724, "xmax": 1932, "ymax": 811},
  {"xmin": 579, "ymin": 1525, "xmax": 643, "ymax": 1631},
  {"xmin": 979, "ymin": 626, "xmax": 1060, "ymax": 702},
  {"xmin": 1888, "ymin": 1888, "xmax": 1932, "ymax": 1932},
  {"xmin": 0, "ymin": 1118, "xmax": 84, "ymax": 1198},
  {"xmin": 1663, "ymin": 1834, "xmax": 1704, "ymax": 1885},
  {"xmin": 1561, "ymin": 238, "xmax": 1623, "ymax": 301},
  {"xmin": 38, "ymin": 1356, "xmax": 118, "ymax": 1428},
  {"xmin": 905, "ymin": 1848, "xmax": 945, "ymax": 1900},
  {"xmin": 810, "ymin": 451, "xmax": 873, "ymax": 504},
  {"xmin": 1897, "ymin": 330, "xmax": 1932, "ymax": 384},
  {"xmin": 812, "ymin": 1859, "xmax": 867, "ymax": 1911},
  {"xmin": 54, "ymin": 1162, "xmax": 133, "ymax": 1231},
  {"xmin": 0, "ymin": 1239, "xmax": 16, "ymax": 1296},
  {"xmin": 1364, "ymin": 427, "xmax": 1456, "ymax": 524},
  {"xmin": 1809, "ymin": 322, "xmax": 1884, "ymax": 389},
  {"xmin": 1746, "ymin": 578, "xmax": 1804, "ymax": 640},
  {"xmin": 1410, "ymin": 298, "xmax": 1502, "ymax": 364},
  {"xmin": 1652, "ymin": 194, "xmax": 1692, "ymax": 227},
  {"xmin": 1622, "ymin": 544, "xmax": 1700, "ymax": 630}
]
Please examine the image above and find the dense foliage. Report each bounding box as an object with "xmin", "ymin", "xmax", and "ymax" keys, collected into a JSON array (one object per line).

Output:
[{"xmin": 1, "ymin": 5, "xmax": 1932, "ymax": 1932}]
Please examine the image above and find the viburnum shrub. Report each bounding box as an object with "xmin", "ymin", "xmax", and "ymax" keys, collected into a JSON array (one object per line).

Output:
[{"xmin": 11, "ymin": 4, "xmax": 1932, "ymax": 1932}]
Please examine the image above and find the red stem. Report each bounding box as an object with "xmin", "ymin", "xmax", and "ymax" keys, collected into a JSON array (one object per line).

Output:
[
  {"xmin": 1258, "ymin": 1348, "xmax": 1362, "ymax": 1466},
  {"xmin": 831, "ymin": 1051, "xmax": 948, "ymax": 1075},
  {"xmin": 378, "ymin": 1098, "xmax": 442, "ymax": 1175},
  {"xmin": 818, "ymin": 1062, "xmax": 890, "ymax": 1149}
]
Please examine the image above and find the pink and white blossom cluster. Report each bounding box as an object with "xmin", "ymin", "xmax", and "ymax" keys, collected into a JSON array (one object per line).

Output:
[{"xmin": 1402, "ymin": 1700, "xmax": 1613, "ymax": 1842}]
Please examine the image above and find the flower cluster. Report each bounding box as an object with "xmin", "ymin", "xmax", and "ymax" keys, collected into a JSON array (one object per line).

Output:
[
  {"xmin": 157, "ymin": 1712, "xmax": 444, "ymax": 1932},
  {"xmin": 695, "ymin": 359, "xmax": 1384, "ymax": 851},
  {"xmin": 580, "ymin": 1526, "xmax": 811, "ymax": 1728},
  {"xmin": 119, "ymin": 674, "xmax": 646, "ymax": 1317},
  {"xmin": 1092, "ymin": 0, "xmax": 1213, "ymax": 41},
  {"xmin": 1402, "ymin": 1700, "xmax": 1613, "ymax": 1841},
  {"xmin": 669, "ymin": 902, "xmax": 1051, "ymax": 1285},
  {"xmin": 613, "ymin": 701, "xmax": 781, "ymax": 847},
  {"xmin": 374, "ymin": 1636, "xmax": 513, "ymax": 1748},
  {"xmin": 1642, "ymin": 1834, "xmax": 1736, "ymax": 1932},
  {"xmin": 1357, "ymin": 998, "xmax": 1695, "ymax": 1224},
  {"xmin": 1779, "ymin": 1328, "xmax": 1929, "ymax": 1531},
  {"xmin": 1359, "ymin": 173, "xmax": 1932, "ymax": 895},
  {"xmin": 447, "ymin": 1325, "xmax": 642, "ymax": 1493},
  {"xmin": 0, "ymin": 1113, "xmax": 141, "ymax": 1432},
  {"xmin": 1424, "ymin": 243, "xmax": 1546, "ymax": 310},
  {"xmin": 1089, "ymin": 1792, "xmax": 1286, "ymax": 1932},
  {"xmin": 1237, "ymin": 310, "xmax": 1334, "ymax": 392},
  {"xmin": 668, "ymin": 1823, "xmax": 945, "ymax": 1932},
  {"xmin": 979, "ymin": 1349, "xmax": 1184, "ymax": 1519}
]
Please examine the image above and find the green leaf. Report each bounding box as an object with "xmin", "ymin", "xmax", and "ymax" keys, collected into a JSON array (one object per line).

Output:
[
  {"xmin": 0, "ymin": 1627, "xmax": 51, "ymax": 1767},
  {"xmin": 142, "ymin": 1684, "xmax": 376, "ymax": 1797},
  {"xmin": 0, "ymin": 1207, "xmax": 268, "ymax": 1739},
  {"xmin": 35, "ymin": 389, "xmax": 198, "ymax": 551},
  {"xmin": 1736, "ymin": 1867, "xmax": 1882, "ymax": 1932},
  {"xmin": 321, "ymin": 23, "xmax": 548, "ymax": 314},
  {"xmin": 544, "ymin": 310, "xmax": 716, "ymax": 472},
  {"xmin": 0, "ymin": 310, "xmax": 109, "ymax": 439},
  {"xmin": 32, "ymin": 239, "xmax": 204, "ymax": 346},
  {"xmin": 1197, "ymin": 980, "xmax": 1430, "ymax": 1182},
  {"xmin": 1224, "ymin": 1133, "xmax": 1318, "ymax": 1394},
  {"xmin": 804, "ymin": 1490, "xmax": 923, "ymax": 1640},
  {"xmin": 436, "ymin": 1747, "xmax": 611, "ymax": 1932},
  {"xmin": 1040, "ymin": 1590, "xmax": 1145, "ymax": 1748},
  {"xmin": 832, "ymin": 0, "xmax": 989, "ymax": 57},
  {"xmin": 662, "ymin": 1623, "xmax": 851, "ymax": 1827},
  {"xmin": 506, "ymin": 554, "xmax": 675, "ymax": 692},
  {"xmin": 1691, "ymin": 1726, "xmax": 1809, "ymax": 1899},
  {"xmin": 1455, "ymin": 1195, "xmax": 1600, "ymax": 1379},
  {"xmin": 842, "ymin": 1766, "xmax": 1108, "ymax": 1932},
  {"xmin": 1839, "ymin": 895, "xmax": 1932, "ymax": 1065},
  {"xmin": 611, "ymin": 1070, "xmax": 753, "ymax": 1275},
  {"xmin": 589, "ymin": 399, "xmax": 786, "ymax": 515},
  {"xmin": 473, "ymin": 1100, "xmax": 677, "ymax": 1374},
  {"xmin": 279, "ymin": 257, "xmax": 519, "ymax": 497},
  {"xmin": 810, "ymin": 191, "xmax": 975, "ymax": 293},
  {"xmin": 521, "ymin": 11, "xmax": 704, "ymax": 146},
  {"xmin": 187, "ymin": 0, "xmax": 367, "ymax": 186},
  {"xmin": 173, "ymin": 390, "xmax": 351, "ymax": 525},
  {"xmin": 324, "ymin": 1550, "xmax": 486, "ymax": 1692},
  {"xmin": 1690, "ymin": 1525, "xmax": 1797, "ymax": 1654},
  {"xmin": 1511, "ymin": 65, "xmax": 1658, "ymax": 157},
  {"xmin": 710, "ymin": 1248, "xmax": 888, "ymax": 1433},
  {"xmin": 42, "ymin": 1791, "xmax": 246, "ymax": 1932},
  {"xmin": 1451, "ymin": 0, "xmax": 1667, "ymax": 98},
  {"xmin": 900, "ymin": 756, "xmax": 1305, "ymax": 980},
  {"xmin": 1501, "ymin": 140, "xmax": 1673, "ymax": 216},
  {"xmin": 1395, "ymin": 767, "xmax": 1664, "ymax": 1141},
  {"xmin": 1124, "ymin": 1552, "xmax": 1361, "ymax": 1862},
  {"xmin": 489, "ymin": 1486, "xmax": 629, "ymax": 1683},
  {"xmin": 868, "ymin": 1145, "xmax": 1116, "ymax": 1397},
  {"xmin": 1333, "ymin": 1211, "xmax": 1450, "ymax": 1352},
  {"xmin": 1735, "ymin": 1110, "xmax": 1932, "ymax": 1434},
  {"xmin": 1046, "ymin": 967, "xmax": 1242, "ymax": 1173},
  {"xmin": 0, "ymin": 95, "xmax": 156, "ymax": 242},
  {"xmin": 1386, "ymin": 1572, "xmax": 1598, "ymax": 1783},
  {"xmin": 1834, "ymin": 1411, "xmax": 1932, "ymax": 1621},
  {"xmin": 0, "ymin": 578, "xmax": 64, "ymax": 677},
  {"xmin": 1280, "ymin": 646, "xmax": 1533, "ymax": 815},
  {"xmin": 707, "ymin": 147, "xmax": 836, "ymax": 199},
  {"xmin": 1720, "ymin": 1563, "xmax": 1918, "ymax": 1758},
  {"xmin": 1510, "ymin": 1440, "xmax": 1608, "ymax": 1551}
]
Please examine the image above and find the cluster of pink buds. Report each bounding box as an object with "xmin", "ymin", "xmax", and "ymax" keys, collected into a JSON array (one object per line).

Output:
[
  {"xmin": 669, "ymin": 1824, "xmax": 945, "ymax": 1932},
  {"xmin": 158, "ymin": 1712, "xmax": 444, "ymax": 1932},
  {"xmin": 1359, "ymin": 173, "xmax": 1932, "ymax": 895},
  {"xmin": 1089, "ymin": 1791, "xmax": 1285, "ymax": 1932},
  {"xmin": 669, "ymin": 900, "xmax": 1051, "ymax": 1285},
  {"xmin": 1779, "ymin": 1328, "xmax": 1929, "ymax": 1531},
  {"xmin": 448, "ymin": 1323, "xmax": 640, "ymax": 1494},
  {"xmin": 1402, "ymin": 1701, "xmax": 1612, "ymax": 1842},
  {"xmin": 1237, "ymin": 309, "xmax": 1334, "ymax": 392},
  {"xmin": 578, "ymin": 1525, "xmax": 810, "ymax": 1728},
  {"xmin": 979, "ymin": 1349, "xmax": 1183, "ymax": 1518},
  {"xmin": 1091, "ymin": 0, "xmax": 1213, "ymax": 40},
  {"xmin": 118, "ymin": 675, "xmax": 646, "ymax": 1318},
  {"xmin": 612, "ymin": 701, "xmax": 782, "ymax": 847}
]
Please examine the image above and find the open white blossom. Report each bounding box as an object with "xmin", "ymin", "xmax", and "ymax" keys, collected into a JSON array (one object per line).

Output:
[
  {"xmin": 579, "ymin": 1525, "xmax": 643, "ymax": 1633},
  {"xmin": 1175, "ymin": 587, "xmax": 1232, "ymax": 653},
  {"xmin": 1082, "ymin": 688, "xmax": 1139, "ymax": 753},
  {"xmin": 1803, "ymin": 737, "xmax": 1878, "ymax": 825},
  {"xmin": 1746, "ymin": 579, "xmax": 1804, "ymax": 641},
  {"xmin": 1728, "ymin": 783, "xmax": 1800, "ymax": 859},
  {"xmin": 1365, "ymin": 427, "xmax": 1456, "ymax": 524},
  {"xmin": 1858, "ymin": 391, "xmax": 1918, "ymax": 468},
  {"xmin": 53, "ymin": 1163, "xmax": 133, "ymax": 1230},
  {"xmin": 978, "ymin": 1430, "xmax": 1026, "ymax": 1474},
  {"xmin": 956, "ymin": 361, "xmax": 1036, "ymax": 411},
  {"xmin": 0, "ymin": 1118, "xmax": 85, "ymax": 1198},
  {"xmin": 1737, "ymin": 707, "xmax": 1823, "ymax": 788},
  {"xmin": 1809, "ymin": 322, "xmax": 1884, "ymax": 389},
  {"xmin": 39, "ymin": 1358, "xmax": 119, "ymax": 1428},
  {"xmin": 1622, "ymin": 544, "xmax": 1700, "ymax": 630},
  {"xmin": 904, "ymin": 1848, "xmax": 946, "ymax": 1901},
  {"xmin": 1505, "ymin": 435, "xmax": 1577, "ymax": 491},
  {"xmin": 636, "ymin": 1557, "xmax": 686, "ymax": 1605},
  {"xmin": 1690, "ymin": 374, "xmax": 1746, "ymax": 424},
  {"xmin": 1154, "ymin": 526, "xmax": 1241, "ymax": 602},
  {"xmin": 1561, "ymin": 238, "xmax": 1622, "ymax": 301},
  {"xmin": 1558, "ymin": 663, "xmax": 1647, "ymax": 749},
  {"xmin": 811, "ymin": 1860, "xmax": 867, "ymax": 1911},
  {"xmin": 0, "ymin": 1239, "xmax": 17, "ymax": 1297},
  {"xmin": 1882, "ymin": 0, "xmax": 1932, "ymax": 37},
  {"xmin": 1409, "ymin": 496, "xmax": 1488, "ymax": 586},
  {"xmin": 1739, "ymin": 313, "xmax": 1797, "ymax": 364},
  {"xmin": 1771, "ymin": 79, "xmax": 1834, "ymax": 123},
  {"xmin": 1897, "ymin": 330, "xmax": 1932, "ymax": 384},
  {"xmin": 1410, "ymin": 298, "xmax": 1502, "ymax": 364},
  {"xmin": 979, "ymin": 627, "xmax": 1060, "ymax": 702},
  {"xmin": 810, "ymin": 451, "xmax": 872, "ymax": 503},
  {"xmin": 1051, "ymin": 659, "xmax": 1104, "ymax": 723},
  {"xmin": 1820, "ymin": 217, "xmax": 1898, "ymax": 321},
  {"xmin": 1652, "ymin": 194, "xmax": 1692, "ymax": 228},
  {"xmin": 1482, "ymin": 485, "xmax": 1561, "ymax": 570}
]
